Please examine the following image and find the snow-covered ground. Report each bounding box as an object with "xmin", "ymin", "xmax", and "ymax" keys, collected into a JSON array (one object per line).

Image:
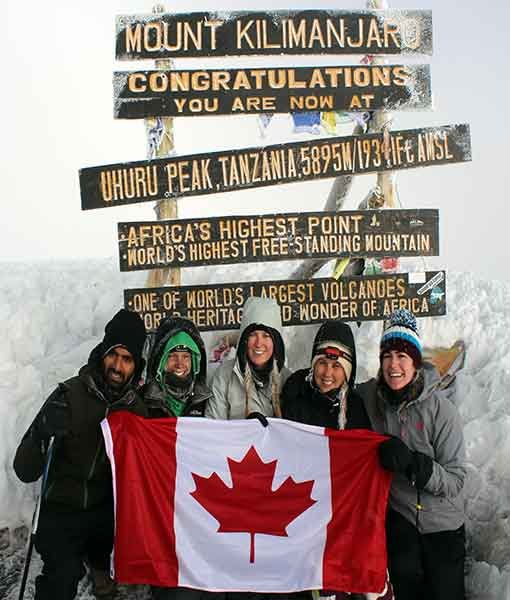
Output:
[{"xmin": 1, "ymin": 259, "xmax": 510, "ymax": 599}]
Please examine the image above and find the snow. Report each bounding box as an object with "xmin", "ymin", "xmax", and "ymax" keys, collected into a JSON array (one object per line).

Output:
[{"xmin": 1, "ymin": 259, "xmax": 510, "ymax": 598}]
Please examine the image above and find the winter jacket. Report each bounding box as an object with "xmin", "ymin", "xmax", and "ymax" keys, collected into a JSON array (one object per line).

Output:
[
  {"xmin": 356, "ymin": 363, "xmax": 466, "ymax": 533},
  {"xmin": 206, "ymin": 297, "xmax": 290, "ymax": 419},
  {"xmin": 282, "ymin": 320, "xmax": 370, "ymax": 430},
  {"xmin": 144, "ymin": 315, "xmax": 212, "ymax": 417},
  {"xmin": 144, "ymin": 379, "xmax": 212, "ymax": 418},
  {"xmin": 281, "ymin": 369, "xmax": 370, "ymax": 430},
  {"xmin": 208, "ymin": 358, "xmax": 291, "ymax": 419},
  {"xmin": 13, "ymin": 345, "xmax": 148, "ymax": 511}
]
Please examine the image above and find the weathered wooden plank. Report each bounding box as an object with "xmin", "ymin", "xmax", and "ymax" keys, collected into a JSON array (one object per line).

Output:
[
  {"xmin": 113, "ymin": 64, "xmax": 431, "ymax": 118},
  {"xmin": 115, "ymin": 10, "xmax": 433, "ymax": 59},
  {"xmin": 124, "ymin": 271, "xmax": 446, "ymax": 332},
  {"xmin": 118, "ymin": 209, "xmax": 439, "ymax": 272},
  {"xmin": 80, "ymin": 124, "xmax": 470, "ymax": 210}
]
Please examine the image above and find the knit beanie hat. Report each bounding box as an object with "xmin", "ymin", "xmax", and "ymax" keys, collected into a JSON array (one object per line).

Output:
[
  {"xmin": 156, "ymin": 331, "xmax": 201, "ymax": 383},
  {"xmin": 311, "ymin": 341, "xmax": 353, "ymax": 384},
  {"xmin": 102, "ymin": 309, "xmax": 146, "ymax": 369},
  {"xmin": 380, "ymin": 308, "xmax": 422, "ymax": 367}
]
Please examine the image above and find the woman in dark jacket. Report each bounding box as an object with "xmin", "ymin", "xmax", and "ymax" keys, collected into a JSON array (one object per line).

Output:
[
  {"xmin": 281, "ymin": 320, "xmax": 370, "ymax": 431},
  {"xmin": 281, "ymin": 320, "xmax": 393, "ymax": 600}
]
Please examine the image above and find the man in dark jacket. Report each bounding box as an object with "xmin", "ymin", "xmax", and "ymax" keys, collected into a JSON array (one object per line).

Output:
[{"xmin": 13, "ymin": 309, "xmax": 148, "ymax": 600}]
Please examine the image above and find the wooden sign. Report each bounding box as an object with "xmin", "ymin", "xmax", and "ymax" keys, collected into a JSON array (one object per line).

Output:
[
  {"xmin": 113, "ymin": 64, "xmax": 432, "ymax": 119},
  {"xmin": 80, "ymin": 124, "xmax": 470, "ymax": 210},
  {"xmin": 118, "ymin": 209, "xmax": 439, "ymax": 272},
  {"xmin": 124, "ymin": 271, "xmax": 446, "ymax": 332},
  {"xmin": 115, "ymin": 10, "xmax": 433, "ymax": 60}
]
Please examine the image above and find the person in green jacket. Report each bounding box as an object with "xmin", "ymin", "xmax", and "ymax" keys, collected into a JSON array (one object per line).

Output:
[{"xmin": 144, "ymin": 316, "xmax": 212, "ymax": 419}]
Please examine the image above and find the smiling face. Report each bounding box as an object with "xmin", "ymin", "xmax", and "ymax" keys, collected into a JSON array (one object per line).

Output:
[
  {"xmin": 165, "ymin": 350, "xmax": 192, "ymax": 379},
  {"xmin": 246, "ymin": 329, "xmax": 274, "ymax": 369},
  {"xmin": 381, "ymin": 350, "xmax": 416, "ymax": 391},
  {"xmin": 103, "ymin": 346, "xmax": 135, "ymax": 389},
  {"xmin": 313, "ymin": 357, "xmax": 346, "ymax": 393}
]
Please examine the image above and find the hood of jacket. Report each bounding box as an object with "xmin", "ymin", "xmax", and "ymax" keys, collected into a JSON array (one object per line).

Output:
[
  {"xmin": 386, "ymin": 361, "xmax": 440, "ymax": 405},
  {"xmin": 146, "ymin": 316, "xmax": 207, "ymax": 383},
  {"xmin": 237, "ymin": 297, "xmax": 285, "ymax": 371}
]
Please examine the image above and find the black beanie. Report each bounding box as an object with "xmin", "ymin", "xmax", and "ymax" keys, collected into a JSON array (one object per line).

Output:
[{"xmin": 102, "ymin": 309, "xmax": 146, "ymax": 368}]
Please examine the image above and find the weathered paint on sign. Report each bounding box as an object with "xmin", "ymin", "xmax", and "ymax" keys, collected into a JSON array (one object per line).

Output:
[
  {"xmin": 118, "ymin": 209, "xmax": 439, "ymax": 271},
  {"xmin": 80, "ymin": 124, "xmax": 470, "ymax": 210},
  {"xmin": 113, "ymin": 64, "xmax": 432, "ymax": 118},
  {"xmin": 115, "ymin": 10, "xmax": 432, "ymax": 59},
  {"xmin": 124, "ymin": 271, "xmax": 446, "ymax": 331}
]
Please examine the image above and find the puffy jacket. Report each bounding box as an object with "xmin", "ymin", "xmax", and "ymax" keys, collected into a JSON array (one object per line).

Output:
[
  {"xmin": 282, "ymin": 369, "xmax": 370, "ymax": 430},
  {"xmin": 282, "ymin": 320, "xmax": 369, "ymax": 430},
  {"xmin": 208, "ymin": 358, "xmax": 291, "ymax": 419},
  {"xmin": 13, "ymin": 345, "xmax": 148, "ymax": 511},
  {"xmin": 144, "ymin": 379, "xmax": 211, "ymax": 418},
  {"xmin": 144, "ymin": 316, "xmax": 212, "ymax": 417},
  {"xmin": 356, "ymin": 363, "xmax": 466, "ymax": 533},
  {"xmin": 206, "ymin": 297, "xmax": 289, "ymax": 419}
]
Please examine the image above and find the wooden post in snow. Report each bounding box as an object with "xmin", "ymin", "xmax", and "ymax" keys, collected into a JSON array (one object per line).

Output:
[
  {"xmin": 145, "ymin": 3, "xmax": 181, "ymax": 289},
  {"xmin": 370, "ymin": 0, "xmax": 396, "ymax": 209}
]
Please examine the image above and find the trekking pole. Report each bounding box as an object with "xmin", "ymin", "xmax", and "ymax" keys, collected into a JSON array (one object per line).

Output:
[{"xmin": 18, "ymin": 436, "xmax": 56, "ymax": 600}]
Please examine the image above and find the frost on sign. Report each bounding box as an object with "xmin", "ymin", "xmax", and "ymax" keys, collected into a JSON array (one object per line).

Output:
[
  {"xmin": 113, "ymin": 64, "xmax": 432, "ymax": 119},
  {"xmin": 115, "ymin": 10, "xmax": 433, "ymax": 59}
]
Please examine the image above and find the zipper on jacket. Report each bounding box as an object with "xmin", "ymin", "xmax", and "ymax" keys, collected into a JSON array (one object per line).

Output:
[
  {"xmin": 84, "ymin": 437, "xmax": 103, "ymax": 509},
  {"xmin": 83, "ymin": 407, "xmax": 109, "ymax": 509}
]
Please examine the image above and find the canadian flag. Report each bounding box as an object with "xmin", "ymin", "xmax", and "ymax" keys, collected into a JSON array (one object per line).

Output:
[{"xmin": 102, "ymin": 412, "xmax": 391, "ymax": 594}]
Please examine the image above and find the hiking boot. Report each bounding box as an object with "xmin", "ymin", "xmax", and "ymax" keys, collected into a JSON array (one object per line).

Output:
[{"xmin": 90, "ymin": 567, "xmax": 118, "ymax": 598}]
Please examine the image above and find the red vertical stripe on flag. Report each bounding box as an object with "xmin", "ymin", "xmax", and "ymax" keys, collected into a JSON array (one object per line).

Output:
[
  {"xmin": 322, "ymin": 429, "xmax": 391, "ymax": 594},
  {"xmin": 107, "ymin": 412, "xmax": 179, "ymax": 586}
]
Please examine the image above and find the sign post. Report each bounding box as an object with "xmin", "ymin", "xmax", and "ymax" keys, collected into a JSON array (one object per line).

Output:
[{"xmin": 145, "ymin": 3, "xmax": 181, "ymax": 289}]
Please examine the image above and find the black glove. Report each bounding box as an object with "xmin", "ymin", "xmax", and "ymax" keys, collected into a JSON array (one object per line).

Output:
[
  {"xmin": 378, "ymin": 436, "xmax": 413, "ymax": 474},
  {"xmin": 409, "ymin": 451, "xmax": 434, "ymax": 489},
  {"xmin": 247, "ymin": 412, "xmax": 269, "ymax": 428},
  {"xmin": 34, "ymin": 384, "xmax": 72, "ymax": 440}
]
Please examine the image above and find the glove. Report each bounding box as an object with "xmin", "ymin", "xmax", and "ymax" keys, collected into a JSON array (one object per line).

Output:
[
  {"xmin": 378, "ymin": 436, "xmax": 412, "ymax": 474},
  {"xmin": 34, "ymin": 384, "xmax": 72, "ymax": 440},
  {"xmin": 246, "ymin": 412, "xmax": 269, "ymax": 428},
  {"xmin": 409, "ymin": 451, "xmax": 434, "ymax": 489}
]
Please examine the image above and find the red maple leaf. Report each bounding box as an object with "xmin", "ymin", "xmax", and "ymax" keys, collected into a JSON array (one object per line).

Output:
[{"xmin": 190, "ymin": 446, "xmax": 316, "ymax": 563}]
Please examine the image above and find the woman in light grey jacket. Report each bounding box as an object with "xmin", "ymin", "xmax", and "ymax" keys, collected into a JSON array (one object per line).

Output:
[
  {"xmin": 356, "ymin": 308, "xmax": 466, "ymax": 600},
  {"xmin": 206, "ymin": 297, "xmax": 290, "ymax": 420}
]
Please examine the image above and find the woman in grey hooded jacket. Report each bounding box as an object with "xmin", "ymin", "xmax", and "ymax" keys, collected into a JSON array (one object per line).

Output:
[
  {"xmin": 356, "ymin": 309, "xmax": 466, "ymax": 600},
  {"xmin": 206, "ymin": 297, "xmax": 290, "ymax": 420}
]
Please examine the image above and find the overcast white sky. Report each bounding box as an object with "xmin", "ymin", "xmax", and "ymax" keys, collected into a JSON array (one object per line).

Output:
[{"xmin": 3, "ymin": 0, "xmax": 509, "ymax": 282}]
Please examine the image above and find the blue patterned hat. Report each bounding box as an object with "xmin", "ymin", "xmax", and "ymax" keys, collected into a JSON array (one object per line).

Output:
[{"xmin": 380, "ymin": 309, "xmax": 422, "ymax": 367}]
